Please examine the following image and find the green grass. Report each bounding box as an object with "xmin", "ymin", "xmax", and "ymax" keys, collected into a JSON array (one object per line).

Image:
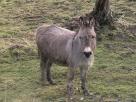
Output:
[
  {"xmin": 0, "ymin": 42, "xmax": 136, "ymax": 102},
  {"xmin": 0, "ymin": 0, "xmax": 136, "ymax": 102}
]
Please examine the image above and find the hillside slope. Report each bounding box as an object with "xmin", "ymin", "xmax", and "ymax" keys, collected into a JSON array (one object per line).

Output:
[{"xmin": 0, "ymin": 0, "xmax": 136, "ymax": 102}]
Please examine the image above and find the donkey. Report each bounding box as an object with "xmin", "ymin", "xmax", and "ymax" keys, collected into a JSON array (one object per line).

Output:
[{"xmin": 36, "ymin": 16, "xmax": 96, "ymax": 101}]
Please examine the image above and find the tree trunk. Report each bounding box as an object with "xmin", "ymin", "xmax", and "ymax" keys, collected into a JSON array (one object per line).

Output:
[
  {"xmin": 64, "ymin": 0, "xmax": 114, "ymax": 30},
  {"xmin": 90, "ymin": 0, "xmax": 113, "ymax": 26}
]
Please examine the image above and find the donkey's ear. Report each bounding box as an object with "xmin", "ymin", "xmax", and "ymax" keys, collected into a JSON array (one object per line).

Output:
[
  {"xmin": 79, "ymin": 16, "xmax": 84, "ymax": 22},
  {"xmin": 79, "ymin": 16, "xmax": 84, "ymax": 26},
  {"xmin": 89, "ymin": 17, "xmax": 95, "ymax": 27}
]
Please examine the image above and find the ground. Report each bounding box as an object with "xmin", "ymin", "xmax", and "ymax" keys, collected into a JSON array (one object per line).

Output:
[{"xmin": 0, "ymin": 0, "xmax": 136, "ymax": 102}]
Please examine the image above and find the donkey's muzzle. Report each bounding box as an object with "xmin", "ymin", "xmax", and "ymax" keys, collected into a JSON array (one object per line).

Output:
[{"xmin": 84, "ymin": 52, "xmax": 92, "ymax": 58}]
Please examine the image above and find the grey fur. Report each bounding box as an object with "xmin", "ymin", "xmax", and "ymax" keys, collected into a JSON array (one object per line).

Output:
[{"xmin": 36, "ymin": 17, "xmax": 96, "ymax": 101}]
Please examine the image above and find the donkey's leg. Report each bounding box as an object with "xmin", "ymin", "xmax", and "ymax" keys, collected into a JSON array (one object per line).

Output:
[
  {"xmin": 67, "ymin": 67, "xmax": 75, "ymax": 101},
  {"xmin": 40, "ymin": 56, "xmax": 48, "ymax": 85},
  {"xmin": 46, "ymin": 60, "xmax": 55, "ymax": 85},
  {"xmin": 80, "ymin": 66, "xmax": 90, "ymax": 96}
]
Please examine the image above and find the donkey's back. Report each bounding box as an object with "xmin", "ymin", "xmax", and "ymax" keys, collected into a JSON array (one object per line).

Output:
[
  {"xmin": 36, "ymin": 25, "xmax": 75, "ymax": 63},
  {"xmin": 36, "ymin": 24, "xmax": 75, "ymax": 37}
]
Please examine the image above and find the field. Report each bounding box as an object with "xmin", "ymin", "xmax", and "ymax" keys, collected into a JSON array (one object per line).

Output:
[{"xmin": 0, "ymin": 0, "xmax": 136, "ymax": 102}]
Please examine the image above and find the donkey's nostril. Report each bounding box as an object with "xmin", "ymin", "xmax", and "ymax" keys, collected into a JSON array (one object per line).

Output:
[{"xmin": 84, "ymin": 52, "xmax": 92, "ymax": 58}]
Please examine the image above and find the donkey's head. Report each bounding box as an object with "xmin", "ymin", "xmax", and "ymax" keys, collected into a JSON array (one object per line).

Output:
[{"xmin": 75, "ymin": 16, "xmax": 96, "ymax": 58}]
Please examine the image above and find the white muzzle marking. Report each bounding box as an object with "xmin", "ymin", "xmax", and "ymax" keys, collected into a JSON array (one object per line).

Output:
[{"xmin": 84, "ymin": 47, "xmax": 91, "ymax": 53}]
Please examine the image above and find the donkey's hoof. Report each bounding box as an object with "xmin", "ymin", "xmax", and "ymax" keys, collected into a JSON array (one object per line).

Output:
[
  {"xmin": 83, "ymin": 91, "xmax": 91, "ymax": 96},
  {"xmin": 41, "ymin": 82, "xmax": 49, "ymax": 86},
  {"xmin": 36, "ymin": 80, "xmax": 48, "ymax": 86},
  {"xmin": 40, "ymin": 80, "xmax": 49, "ymax": 86},
  {"xmin": 49, "ymin": 81, "xmax": 56, "ymax": 85}
]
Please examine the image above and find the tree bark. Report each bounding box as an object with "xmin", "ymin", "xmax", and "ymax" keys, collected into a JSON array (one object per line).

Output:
[
  {"xmin": 90, "ymin": 0, "xmax": 113, "ymax": 26},
  {"xmin": 64, "ymin": 0, "xmax": 114, "ymax": 30}
]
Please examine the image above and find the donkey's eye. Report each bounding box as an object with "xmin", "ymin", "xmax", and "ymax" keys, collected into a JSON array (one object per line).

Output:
[{"xmin": 91, "ymin": 36, "xmax": 95, "ymax": 39}]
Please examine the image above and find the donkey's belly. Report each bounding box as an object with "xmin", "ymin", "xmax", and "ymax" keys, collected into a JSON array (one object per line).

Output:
[
  {"xmin": 53, "ymin": 59, "xmax": 68, "ymax": 66},
  {"xmin": 44, "ymin": 46, "xmax": 68, "ymax": 66}
]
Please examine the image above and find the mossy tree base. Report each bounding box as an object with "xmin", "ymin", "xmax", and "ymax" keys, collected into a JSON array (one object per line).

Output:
[{"xmin": 90, "ymin": 0, "xmax": 113, "ymax": 26}]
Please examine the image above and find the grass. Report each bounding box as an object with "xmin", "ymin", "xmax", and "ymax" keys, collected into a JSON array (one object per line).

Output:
[{"xmin": 0, "ymin": 0, "xmax": 136, "ymax": 102}]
